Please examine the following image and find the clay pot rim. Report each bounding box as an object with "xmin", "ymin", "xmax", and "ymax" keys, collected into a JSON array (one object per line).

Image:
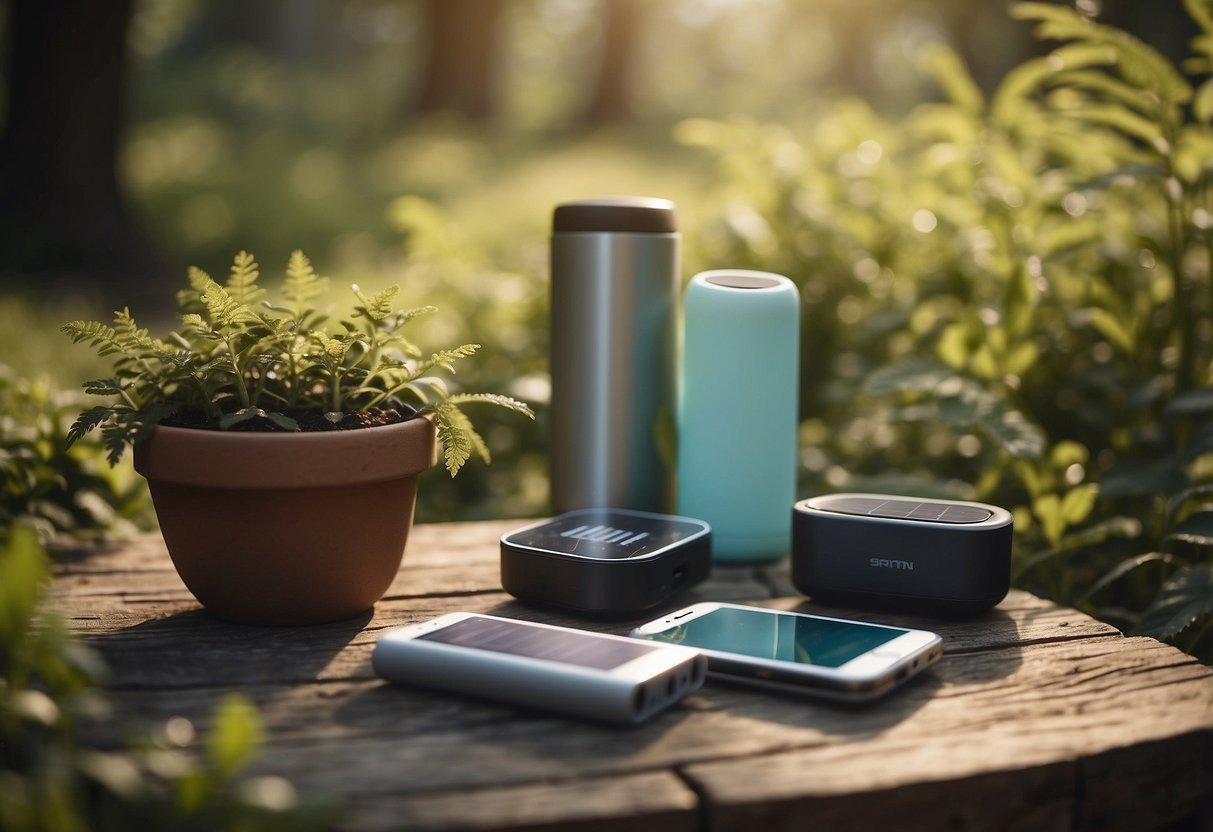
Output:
[{"xmin": 134, "ymin": 416, "xmax": 437, "ymax": 489}]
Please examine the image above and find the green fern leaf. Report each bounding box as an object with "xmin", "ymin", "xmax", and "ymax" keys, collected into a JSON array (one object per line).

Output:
[
  {"xmin": 61, "ymin": 319, "xmax": 121, "ymax": 355},
  {"xmin": 201, "ymin": 275, "xmax": 258, "ymax": 331},
  {"xmin": 226, "ymin": 250, "xmax": 265, "ymax": 306},
  {"xmin": 187, "ymin": 265, "xmax": 212, "ymax": 293},
  {"xmin": 352, "ymin": 284, "xmax": 400, "ymax": 322},
  {"xmin": 433, "ymin": 402, "xmax": 475, "ymax": 476},
  {"xmin": 1135, "ymin": 564, "xmax": 1213, "ymax": 640},
  {"xmin": 1055, "ymin": 68, "xmax": 1156, "ymax": 113},
  {"xmin": 66, "ymin": 406, "xmax": 114, "ymax": 447},
  {"xmin": 920, "ymin": 44, "xmax": 984, "ymax": 115},
  {"xmin": 397, "ymin": 305, "xmax": 437, "ymax": 325},
  {"xmin": 1185, "ymin": 0, "xmax": 1213, "ymax": 36},
  {"xmin": 100, "ymin": 422, "xmax": 131, "ymax": 466},
  {"xmin": 426, "ymin": 344, "xmax": 480, "ymax": 373},
  {"xmin": 1070, "ymin": 104, "xmax": 1163, "ymax": 145},
  {"xmin": 283, "ymin": 249, "xmax": 327, "ymax": 318},
  {"xmin": 81, "ymin": 378, "xmax": 125, "ymax": 397},
  {"xmin": 112, "ymin": 308, "xmax": 160, "ymax": 355},
  {"xmin": 447, "ymin": 392, "xmax": 536, "ymax": 419}
]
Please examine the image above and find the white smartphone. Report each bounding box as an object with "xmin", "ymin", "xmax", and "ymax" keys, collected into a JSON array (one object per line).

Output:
[
  {"xmin": 372, "ymin": 612, "xmax": 707, "ymax": 725},
  {"xmin": 629, "ymin": 602, "xmax": 942, "ymax": 703}
]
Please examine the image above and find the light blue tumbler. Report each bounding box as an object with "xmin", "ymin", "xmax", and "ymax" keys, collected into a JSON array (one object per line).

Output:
[{"xmin": 676, "ymin": 270, "xmax": 800, "ymax": 563}]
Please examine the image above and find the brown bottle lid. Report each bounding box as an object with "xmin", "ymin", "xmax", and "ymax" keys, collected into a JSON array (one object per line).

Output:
[{"xmin": 553, "ymin": 196, "xmax": 677, "ymax": 234}]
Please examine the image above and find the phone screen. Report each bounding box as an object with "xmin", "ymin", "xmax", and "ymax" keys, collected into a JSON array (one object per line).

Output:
[
  {"xmin": 643, "ymin": 606, "xmax": 908, "ymax": 668},
  {"xmin": 420, "ymin": 615, "xmax": 657, "ymax": 670}
]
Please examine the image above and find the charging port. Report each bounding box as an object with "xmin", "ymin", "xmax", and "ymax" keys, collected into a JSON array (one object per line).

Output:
[{"xmin": 672, "ymin": 564, "xmax": 687, "ymax": 586}]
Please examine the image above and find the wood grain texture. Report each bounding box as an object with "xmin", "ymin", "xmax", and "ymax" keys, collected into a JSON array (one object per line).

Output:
[{"xmin": 48, "ymin": 526, "xmax": 1213, "ymax": 832}]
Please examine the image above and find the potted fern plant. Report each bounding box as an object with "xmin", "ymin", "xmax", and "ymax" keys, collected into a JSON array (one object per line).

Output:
[{"xmin": 63, "ymin": 250, "xmax": 532, "ymax": 625}]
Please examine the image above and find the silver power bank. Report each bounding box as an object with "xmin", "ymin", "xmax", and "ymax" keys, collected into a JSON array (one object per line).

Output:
[{"xmin": 372, "ymin": 612, "xmax": 706, "ymax": 725}]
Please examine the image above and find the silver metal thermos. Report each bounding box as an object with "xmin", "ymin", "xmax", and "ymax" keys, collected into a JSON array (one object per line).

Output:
[{"xmin": 549, "ymin": 196, "xmax": 679, "ymax": 513}]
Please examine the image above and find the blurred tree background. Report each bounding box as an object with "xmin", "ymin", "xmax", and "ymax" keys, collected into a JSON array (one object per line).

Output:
[{"xmin": 2, "ymin": 0, "xmax": 1212, "ymax": 659}]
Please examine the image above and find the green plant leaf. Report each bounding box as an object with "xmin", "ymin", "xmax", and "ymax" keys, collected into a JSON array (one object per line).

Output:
[
  {"xmin": 1191, "ymin": 77, "xmax": 1213, "ymax": 122},
  {"xmin": 66, "ymin": 406, "xmax": 114, "ymax": 447},
  {"xmin": 920, "ymin": 43, "xmax": 984, "ymax": 115},
  {"xmin": 200, "ymin": 276, "xmax": 258, "ymax": 332},
  {"xmin": 207, "ymin": 693, "xmax": 264, "ymax": 780},
  {"xmin": 1078, "ymin": 552, "xmax": 1179, "ymax": 607},
  {"xmin": 0, "ymin": 524, "xmax": 48, "ymax": 643},
  {"xmin": 282, "ymin": 249, "xmax": 328, "ymax": 318},
  {"xmin": 425, "ymin": 344, "xmax": 481, "ymax": 374},
  {"xmin": 1069, "ymin": 104, "xmax": 1163, "ymax": 144},
  {"xmin": 1185, "ymin": 0, "xmax": 1213, "ymax": 36},
  {"xmin": 1053, "ymin": 68, "xmax": 1157, "ymax": 113},
  {"xmin": 1034, "ymin": 493, "xmax": 1065, "ymax": 547},
  {"xmin": 351, "ymin": 284, "xmax": 400, "ymax": 322},
  {"xmin": 975, "ymin": 397, "xmax": 1046, "ymax": 459},
  {"xmin": 81, "ymin": 378, "xmax": 125, "ymax": 397},
  {"xmin": 432, "ymin": 402, "xmax": 476, "ymax": 476},
  {"xmin": 218, "ymin": 408, "xmax": 266, "ymax": 430},
  {"xmin": 1002, "ymin": 261, "xmax": 1037, "ymax": 338},
  {"xmin": 1099, "ymin": 459, "xmax": 1189, "ymax": 499},
  {"xmin": 1083, "ymin": 307, "xmax": 1136, "ymax": 353},
  {"xmin": 1166, "ymin": 483, "xmax": 1213, "ymax": 528},
  {"xmin": 447, "ymin": 392, "xmax": 535, "ymax": 419},
  {"xmin": 1162, "ymin": 511, "xmax": 1213, "ymax": 550},
  {"xmin": 863, "ymin": 358, "xmax": 954, "ymax": 396},
  {"xmin": 1060, "ymin": 483, "xmax": 1099, "ymax": 525},
  {"xmin": 226, "ymin": 250, "xmax": 265, "ymax": 306},
  {"xmin": 1013, "ymin": 515, "xmax": 1143, "ymax": 579},
  {"xmin": 1135, "ymin": 564, "xmax": 1213, "ymax": 640}
]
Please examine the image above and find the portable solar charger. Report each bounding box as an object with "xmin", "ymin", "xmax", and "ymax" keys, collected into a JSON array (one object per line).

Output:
[
  {"xmin": 791, "ymin": 494, "xmax": 1013, "ymax": 618},
  {"xmin": 500, "ymin": 508, "xmax": 711, "ymax": 616}
]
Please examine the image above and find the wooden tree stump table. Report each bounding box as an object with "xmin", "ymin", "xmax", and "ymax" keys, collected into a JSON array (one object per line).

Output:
[{"xmin": 50, "ymin": 520, "xmax": 1213, "ymax": 831}]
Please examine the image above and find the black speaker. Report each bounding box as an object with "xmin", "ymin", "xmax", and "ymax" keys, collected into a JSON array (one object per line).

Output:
[
  {"xmin": 500, "ymin": 508, "xmax": 711, "ymax": 616},
  {"xmin": 792, "ymin": 494, "xmax": 1013, "ymax": 618}
]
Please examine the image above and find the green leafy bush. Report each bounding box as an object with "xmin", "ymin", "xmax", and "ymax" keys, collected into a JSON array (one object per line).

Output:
[
  {"xmin": 680, "ymin": 1, "xmax": 1213, "ymax": 658},
  {"xmin": 0, "ymin": 524, "xmax": 335, "ymax": 831},
  {"xmin": 62, "ymin": 250, "xmax": 533, "ymax": 476},
  {"xmin": 0, "ymin": 365, "xmax": 153, "ymax": 542}
]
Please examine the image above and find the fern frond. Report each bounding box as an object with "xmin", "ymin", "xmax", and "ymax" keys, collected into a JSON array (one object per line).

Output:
[
  {"xmin": 398, "ymin": 305, "xmax": 437, "ymax": 325},
  {"xmin": 201, "ymin": 275, "xmax": 259, "ymax": 331},
  {"xmin": 61, "ymin": 319, "xmax": 122, "ymax": 355},
  {"xmin": 433, "ymin": 401, "xmax": 489, "ymax": 476},
  {"xmin": 420, "ymin": 344, "xmax": 481, "ymax": 374},
  {"xmin": 352, "ymin": 284, "xmax": 400, "ymax": 323},
  {"xmin": 187, "ymin": 266, "xmax": 212, "ymax": 293},
  {"xmin": 112, "ymin": 308, "xmax": 161, "ymax": 355},
  {"xmin": 99, "ymin": 422, "xmax": 132, "ymax": 466},
  {"xmin": 81, "ymin": 378, "xmax": 125, "ymax": 397},
  {"xmin": 447, "ymin": 392, "xmax": 536, "ymax": 419},
  {"xmin": 66, "ymin": 406, "xmax": 115, "ymax": 447},
  {"xmin": 226, "ymin": 250, "xmax": 265, "ymax": 306},
  {"xmin": 283, "ymin": 249, "xmax": 328, "ymax": 318}
]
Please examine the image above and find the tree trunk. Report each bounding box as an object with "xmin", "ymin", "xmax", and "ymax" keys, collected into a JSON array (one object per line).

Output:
[
  {"xmin": 580, "ymin": 0, "xmax": 640, "ymax": 125},
  {"xmin": 414, "ymin": 0, "xmax": 504, "ymax": 121},
  {"xmin": 0, "ymin": 0, "xmax": 166, "ymax": 300}
]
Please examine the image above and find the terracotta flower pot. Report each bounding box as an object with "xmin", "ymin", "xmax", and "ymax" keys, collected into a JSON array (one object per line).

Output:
[{"xmin": 133, "ymin": 418, "xmax": 437, "ymax": 625}]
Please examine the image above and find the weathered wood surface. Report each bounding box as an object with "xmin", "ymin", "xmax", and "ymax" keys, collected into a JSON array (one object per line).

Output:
[{"xmin": 50, "ymin": 520, "xmax": 1213, "ymax": 831}]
